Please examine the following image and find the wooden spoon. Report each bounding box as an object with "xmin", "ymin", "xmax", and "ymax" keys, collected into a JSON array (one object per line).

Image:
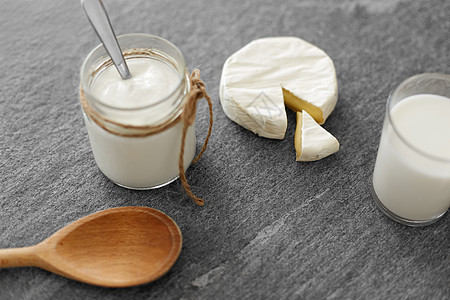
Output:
[{"xmin": 0, "ymin": 206, "xmax": 182, "ymax": 287}]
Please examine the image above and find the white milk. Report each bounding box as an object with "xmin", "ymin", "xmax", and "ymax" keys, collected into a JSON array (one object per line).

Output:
[
  {"xmin": 373, "ymin": 94, "xmax": 450, "ymax": 220},
  {"xmin": 84, "ymin": 57, "xmax": 196, "ymax": 189}
]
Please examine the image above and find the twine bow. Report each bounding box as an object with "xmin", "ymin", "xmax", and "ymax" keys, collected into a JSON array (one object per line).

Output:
[{"xmin": 178, "ymin": 70, "xmax": 213, "ymax": 206}]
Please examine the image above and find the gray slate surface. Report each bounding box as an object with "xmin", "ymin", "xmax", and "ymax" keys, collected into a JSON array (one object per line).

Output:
[{"xmin": 0, "ymin": 0, "xmax": 449, "ymax": 299}]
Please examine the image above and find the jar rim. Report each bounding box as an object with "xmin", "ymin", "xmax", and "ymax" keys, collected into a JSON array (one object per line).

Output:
[{"xmin": 80, "ymin": 33, "xmax": 187, "ymax": 112}]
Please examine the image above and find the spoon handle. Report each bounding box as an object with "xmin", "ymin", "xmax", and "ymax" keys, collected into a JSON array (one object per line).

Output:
[
  {"xmin": 0, "ymin": 246, "xmax": 39, "ymax": 268},
  {"xmin": 81, "ymin": 0, "xmax": 131, "ymax": 79}
]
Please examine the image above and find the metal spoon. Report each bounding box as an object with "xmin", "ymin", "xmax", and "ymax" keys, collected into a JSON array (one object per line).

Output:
[
  {"xmin": 81, "ymin": 0, "xmax": 131, "ymax": 79},
  {"xmin": 0, "ymin": 207, "xmax": 182, "ymax": 287}
]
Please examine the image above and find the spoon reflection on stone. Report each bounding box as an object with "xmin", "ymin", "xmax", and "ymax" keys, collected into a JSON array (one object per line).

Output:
[{"xmin": 0, "ymin": 207, "xmax": 182, "ymax": 287}]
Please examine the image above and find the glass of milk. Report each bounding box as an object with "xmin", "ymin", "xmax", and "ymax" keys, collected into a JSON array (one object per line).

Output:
[
  {"xmin": 80, "ymin": 33, "xmax": 196, "ymax": 189},
  {"xmin": 372, "ymin": 73, "xmax": 450, "ymax": 226}
]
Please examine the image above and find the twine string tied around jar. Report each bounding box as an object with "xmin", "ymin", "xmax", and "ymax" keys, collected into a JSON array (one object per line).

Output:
[{"xmin": 80, "ymin": 69, "xmax": 213, "ymax": 206}]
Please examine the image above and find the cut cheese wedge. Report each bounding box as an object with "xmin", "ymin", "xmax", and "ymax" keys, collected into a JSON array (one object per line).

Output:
[
  {"xmin": 220, "ymin": 37, "xmax": 338, "ymax": 139},
  {"xmin": 295, "ymin": 111, "xmax": 339, "ymax": 161}
]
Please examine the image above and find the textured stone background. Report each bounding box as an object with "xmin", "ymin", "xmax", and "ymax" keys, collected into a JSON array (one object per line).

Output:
[{"xmin": 0, "ymin": 0, "xmax": 449, "ymax": 299}]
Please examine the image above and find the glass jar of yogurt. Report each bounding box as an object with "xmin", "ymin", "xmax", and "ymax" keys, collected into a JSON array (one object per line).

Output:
[{"xmin": 80, "ymin": 33, "xmax": 196, "ymax": 189}]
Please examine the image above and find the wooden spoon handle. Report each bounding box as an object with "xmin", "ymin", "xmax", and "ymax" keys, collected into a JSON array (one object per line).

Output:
[{"xmin": 0, "ymin": 246, "xmax": 38, "ymax": 268}]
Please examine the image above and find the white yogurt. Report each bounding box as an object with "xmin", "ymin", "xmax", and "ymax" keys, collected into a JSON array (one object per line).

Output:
[
  {"xmin": 373, "ymin": 94, "xmax": 450, "ymax": 220},
  {"xmin": 84, "ymin": 57, "xmax": 196, "ymax": 189},
  {"xmin": 92, "ymin": 58, "xmax": 180, "ymax": 109}
]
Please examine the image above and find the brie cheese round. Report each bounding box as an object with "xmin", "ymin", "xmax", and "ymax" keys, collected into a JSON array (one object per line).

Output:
[
  {"xmin": 220, "ymin": 37, "xmax": 338, "ymax": 139},
  {"xmin": 295, "ymin": 111, "xmax": 339, "ymax": 161}
]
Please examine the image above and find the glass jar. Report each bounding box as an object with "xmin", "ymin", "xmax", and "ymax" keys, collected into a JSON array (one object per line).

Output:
[{"xmin": 80, "ymin": 33, "xmax": 196, "ymax": 189}]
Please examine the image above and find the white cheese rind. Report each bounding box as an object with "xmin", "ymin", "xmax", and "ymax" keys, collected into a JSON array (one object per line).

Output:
[
  {"xmin": 219, "ymin": 80, "xmax": 287, "ymax": 139},
  {"xmin": 220, "ymin": 37, "xmax": 337, "ymax": 139},
  {"xmin": 297, "ymin": 111, "xmax": 339, "ymax": 161}
]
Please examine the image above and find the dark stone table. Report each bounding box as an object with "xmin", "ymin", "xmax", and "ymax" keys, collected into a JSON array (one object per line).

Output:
[{"xmin": 1, "ymin": 0, "xmax": 448, "ymax": 299}]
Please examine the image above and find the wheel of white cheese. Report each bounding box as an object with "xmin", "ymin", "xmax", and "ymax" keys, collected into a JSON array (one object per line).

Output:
[{"xmin": 219, "ymin": 37, "xmax": 338, "ymax": 139}]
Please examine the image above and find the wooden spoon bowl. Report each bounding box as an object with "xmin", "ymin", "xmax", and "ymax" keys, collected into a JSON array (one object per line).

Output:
[{"xmin": 0, "ymin": 207, "xmax": 182, "ymax": 287}]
